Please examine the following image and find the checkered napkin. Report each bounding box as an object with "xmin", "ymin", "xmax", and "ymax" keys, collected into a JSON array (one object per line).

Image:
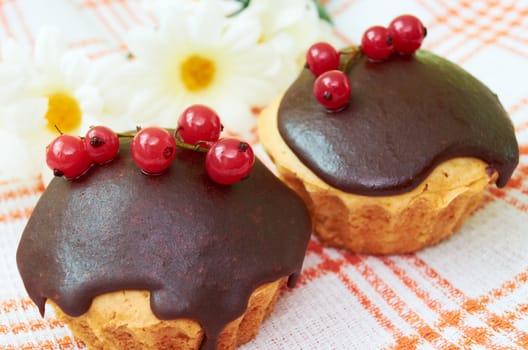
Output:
[{"xmin": 1, "ymin": 1, "xmax": 527, "ymax": 349}]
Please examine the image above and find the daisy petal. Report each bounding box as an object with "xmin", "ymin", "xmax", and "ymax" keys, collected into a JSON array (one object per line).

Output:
[
  {"xmin": 1, "ymin": 38, "xmax": 31, "ymax": 65},
  {"xmin": 0, "ymin": 130, "xmax": 38, "ymax": 180},
  {"xmin": 2, "ymin": 97, "xmax": 49, "ymax": 133},
  {"xmin": 186, "ymin": 0, "xmax": 224, "ymax": 47},
  {"xmin": 34, "ymin": 27, "xmax": 66, "ymax": 70}
]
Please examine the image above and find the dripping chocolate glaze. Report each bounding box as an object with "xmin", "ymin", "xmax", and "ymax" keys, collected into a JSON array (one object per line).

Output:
[
  {"xmin": 16, "ymin": 138, "xmax": 311, "ymax": 350},
  {"xmin": 278, "ymin": 50, "xmax": 519, "ymax": 196}
]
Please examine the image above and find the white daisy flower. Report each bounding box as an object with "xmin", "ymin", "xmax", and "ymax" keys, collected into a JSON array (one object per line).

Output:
[
  {"xmin": 123, "ymin": 0, "xmax": 280, "ymax": 139},
  {"xmin": 241, "ymin": 0, "xmax": 341, "ymax": 85},
  {"xmin": 0, "ymin": 27, "xmax": 131, "ymax": 182},
  {"xmin": 132, "ymin": 0, "xmax": 341, "ymax": 137}
]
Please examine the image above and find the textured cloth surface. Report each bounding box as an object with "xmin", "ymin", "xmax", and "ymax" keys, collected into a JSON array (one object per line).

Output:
[{"xmin": 1, "ymin": 0, "xmax": 528, "ymax": 349}]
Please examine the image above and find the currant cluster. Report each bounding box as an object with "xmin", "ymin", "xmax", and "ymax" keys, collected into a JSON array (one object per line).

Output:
[
  {"xmin": 132, "ymin": 104, "xmax": 254, "ymax": 185},
  {"xmin": 46, "ymin": 126, "xmax": 119, "ymax": 179},
  {"xmin": 45, "ymin": 104, "xmax": 254, "ymax": 185},
  {"xmin": 306, "ymin": 42, "xmax": 351, "ymax": 112},
  {"xmin": 304, "ymin": 14, "xmax": 426, "ymax": 112},
  {"xmin": 361, "ymin": 14, "xmax": 426, "ymax": 61}
]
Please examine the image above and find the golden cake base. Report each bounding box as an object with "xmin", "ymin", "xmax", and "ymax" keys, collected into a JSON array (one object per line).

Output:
[
  {"xmin": 258, "ymin": 99, "xmax": 495, "ymax": 254},
  {"xmin": 50, "ymin": 279, "xmax": 283, "ymax": 350}
]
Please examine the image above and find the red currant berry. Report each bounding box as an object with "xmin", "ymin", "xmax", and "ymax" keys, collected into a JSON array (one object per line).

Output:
[
  {"xmin": 131, "ymin": 127, "xmax": 176, "ymax": 174},
  {"xmin": 205, "ymin": 138, "xmax": 255, "ymax": 185},
  {"xmin": 84, "ymin": 126, "xmax": 119, "ymax": 164},
  {"xmin": 177, "ymin": 104, "xmax": 222, "ymax": 146},
  {"xmin": 388, "ymin": 14, "xmax": 426, "ymax": 55},
  {"xmin": 313, "ymin": 70, "xmax": 351, "ymax": 111},
  {"xmin": 46, "ymin": 134, "xmax": 91, "ymax": 179},
  {"xmin": 306, "ymin": 42, "xmax": 340, "ymax": 77},
  {"xmin": 361, "ymin": 26, "xmax": 394, "ymax": 61}
]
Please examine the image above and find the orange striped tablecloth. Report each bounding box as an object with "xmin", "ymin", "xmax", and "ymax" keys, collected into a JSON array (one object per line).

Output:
[{"xmin": 1, "ymin": 1, "xmax": 527, "ymax": 349}]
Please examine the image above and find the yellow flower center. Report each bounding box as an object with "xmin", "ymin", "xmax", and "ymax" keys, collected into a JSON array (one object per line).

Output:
[
  {"xmin": 180, "ymin": 55, "xmax": 215, "ymax": 92},
  {"xmin": 45, "ymin": 93, "xmax": 82, "ymax": 134}
]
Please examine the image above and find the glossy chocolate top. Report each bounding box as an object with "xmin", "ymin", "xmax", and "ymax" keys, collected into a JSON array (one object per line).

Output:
[
  {"xmin": 16, "ymin": 138, "xmax": 311, "ymax": 350},
  {"xmin": 278, "ymin": 50, "xmax": 519, "ymax": 195}
]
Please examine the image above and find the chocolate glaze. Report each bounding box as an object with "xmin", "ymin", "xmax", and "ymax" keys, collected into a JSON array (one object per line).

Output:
[
  {"xmin": 16, "ymin": 138, "xmax": 311, "ymax": 350},
  {"xmin": 278, "ymin": 50, "xmax": 519, "ymax": 195}
]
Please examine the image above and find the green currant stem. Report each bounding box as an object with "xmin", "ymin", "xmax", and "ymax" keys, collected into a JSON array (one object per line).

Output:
[
  {"xmin": 340, "ymin": 46, "xmax": 362, "ymax": 73},
  {"xmin": 116, "ymin": 131, "xmax": 137, "ymax": 138},
  {"xmin": 339, "ymin": 47, "xmax": 359, "ymax": 55},
  {"xmin": 175, "ymin": 140, "xmax": 209, "ymax": 153},
  {"xmin": 115, "ymin": 131, "xmax": 208, "ymax": 153}
]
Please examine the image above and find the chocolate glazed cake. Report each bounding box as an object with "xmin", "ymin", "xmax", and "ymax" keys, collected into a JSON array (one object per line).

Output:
[
  {"xmin": 278, "ymin": 50, "xmax": 518, "ymax": 195},
  {"xmin": 16, "ymin": 137, "xmax": 312, "ymax": 350},
  {"xmin": 258, "ymin": 49, "xmax": 518, "ymax": 254}
]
